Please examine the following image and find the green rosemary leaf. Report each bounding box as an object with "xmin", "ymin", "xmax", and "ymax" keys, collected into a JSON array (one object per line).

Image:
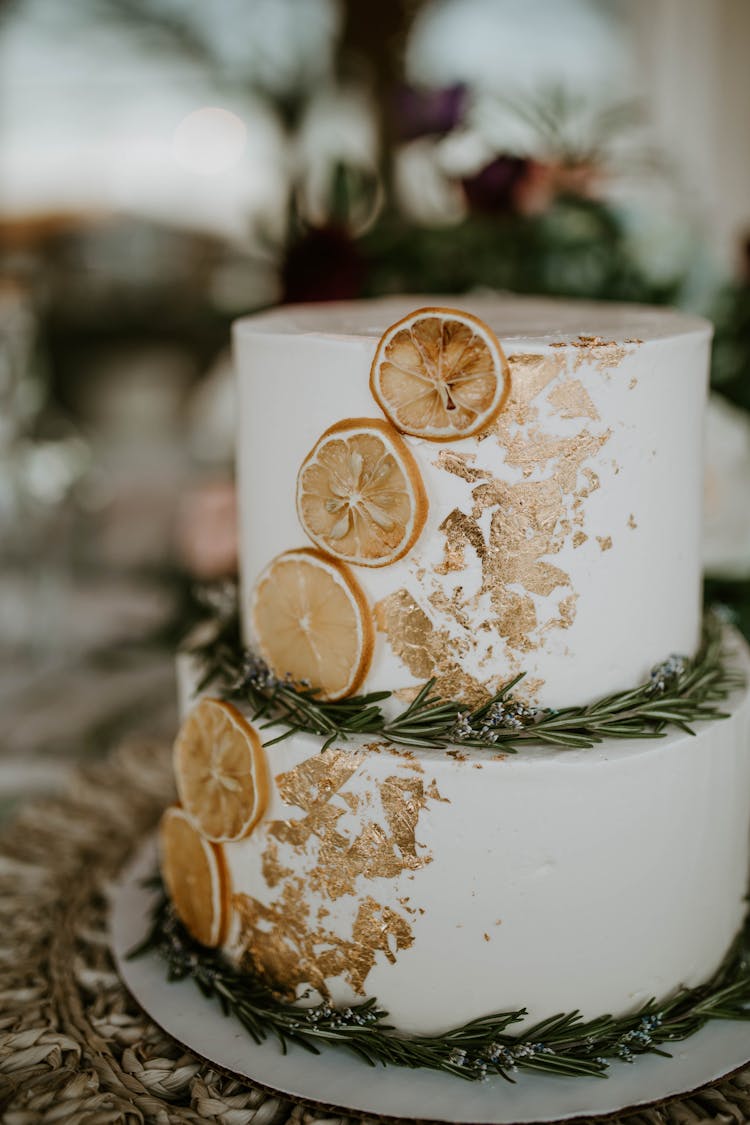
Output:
[
  {"xmin": 182, "ymin": 595, "xmax": 742, "ymax": 757},
  {"xmin": 133, "ymin": 882, "xmax": 750, "ymax": 1084}
]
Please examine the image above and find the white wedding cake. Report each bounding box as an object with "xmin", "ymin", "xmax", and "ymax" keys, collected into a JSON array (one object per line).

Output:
[{"xmin": 162, "ymin": 295, "xmax": 750, "ymax": 1041}]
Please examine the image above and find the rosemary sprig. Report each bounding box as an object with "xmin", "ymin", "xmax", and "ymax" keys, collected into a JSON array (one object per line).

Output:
[
  {"xmin": 186, "ymin": 587, "xmax": 742, "ymax": 754},
  {"xmin": 132, "ymin": 887, "xmax": 750, "ymax": 1082}
]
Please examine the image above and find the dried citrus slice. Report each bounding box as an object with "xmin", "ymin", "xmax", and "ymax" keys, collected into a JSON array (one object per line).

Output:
[
  {"xmin": 173, "ymin": 698, "xmax": 269, "ymax": 843},
  {"xmin": 370, "ymin": 306, "xmax": 510, "ymax": 441},
  {"xmin": 159, "ymin": 805, "xmax": 229, "ymax": 947},
  {"xmin": 296, "ymin": 417, "xmax": 428, "ymax": 567},
  {"xmin": 251, "ymin": 548, "xmax": 373, "ymax": 700}
]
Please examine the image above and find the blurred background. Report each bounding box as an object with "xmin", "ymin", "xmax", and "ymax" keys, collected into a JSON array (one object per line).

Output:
[{"xmin": 2, "ymin": 0, "xmax": 750, "ymax": 811}]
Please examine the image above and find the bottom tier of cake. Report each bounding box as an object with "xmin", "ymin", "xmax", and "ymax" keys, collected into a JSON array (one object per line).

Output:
[{"xmin": 175, "ymin": 633, "xmax": 750, "ymax": 1036}]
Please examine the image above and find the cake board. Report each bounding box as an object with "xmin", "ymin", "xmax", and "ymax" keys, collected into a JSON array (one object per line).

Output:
[{"xmin": 110, "ymin": 835, "xmax": 750, "ymax": 1125}]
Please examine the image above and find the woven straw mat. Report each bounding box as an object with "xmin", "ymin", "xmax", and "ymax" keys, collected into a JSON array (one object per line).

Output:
[{"xmin": 2, "ymin": 739, "xmax": 750, "ymax": 1124}]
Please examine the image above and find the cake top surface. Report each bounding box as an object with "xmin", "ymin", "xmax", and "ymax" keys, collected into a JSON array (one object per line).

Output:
[{"xmin": 235, "ymin": 294, "xmax": 711, "ymax": 347}]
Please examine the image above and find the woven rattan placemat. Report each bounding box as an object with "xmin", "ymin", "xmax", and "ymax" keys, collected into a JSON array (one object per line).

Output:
[{"xmin": 2, "ymin": 739, "xmax": 750, "ymax": 1124}]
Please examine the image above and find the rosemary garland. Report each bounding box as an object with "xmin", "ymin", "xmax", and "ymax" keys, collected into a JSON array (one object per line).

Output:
[
  {"xmin": 187, "ymin": 585, "xmax": 743, "ymax": 753},
  {"xmin": 132, "ymin": 886, "xmax": 750, "ymax": 1083}
]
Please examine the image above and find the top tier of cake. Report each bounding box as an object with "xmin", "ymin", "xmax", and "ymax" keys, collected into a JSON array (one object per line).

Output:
[{"xmin": 233, "ymin": 295, "xmax": 711, "ymax": 710}]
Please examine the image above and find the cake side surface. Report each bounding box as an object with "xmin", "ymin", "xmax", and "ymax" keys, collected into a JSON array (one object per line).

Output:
[
  {"xmin": 234, "ymin": 294, "xmax": 711, "ymax": 709},
  {"xmin": 175, "ymin": 629, "xmax": 750, "ymax": 1035}
]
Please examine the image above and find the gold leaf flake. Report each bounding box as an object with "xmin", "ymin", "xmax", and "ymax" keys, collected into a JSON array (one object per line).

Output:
[
  {"xmin": 436, "ymin": 509, "xmax": 486, "ymax": 574},
  {"xmin": 373, "ymin": 590, "xmax": 437, "ymax": 680},
  {"xmin": 374, "ymin": 589, "xmax": 489, "ymax": 704},
  {"xmin": 275, "ymin": 749, "xmax": 362, "ymax": 813},
  {"xmin": 433, "ymin": 449, "xmax": 484, "ymax": 483},
  {"xmin": 245, "ymin": 744, "xmax": 449, "ymax": 996},
  {"xmin": 383, "ymin": 347, "xmax": 619, "ymax": 695},
  {"xmin": 261, "ymin": 841, "xmax": 293, "ymax": 887},
  {"xmin": 234, "ymin": 884, "xmax": 413, "ymax": 997},
  {"xmin": 542, "ymin": 593, "xmax": 579, "ymax": 634},
  {"xmin": 547, "ymin": 378, "xmax": 600, "ymax": 421}
]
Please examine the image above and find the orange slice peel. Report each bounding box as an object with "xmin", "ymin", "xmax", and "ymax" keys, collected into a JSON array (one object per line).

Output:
[
  {"xmin": 159, "ymin": 805, "xmax": 229, "ymax": 947},
  {"xmin": 370, "ymin": 306, "xmax": 510, "ymax": 441},
  {"xmin": 173, "ymin": 698, "xmax": 269, "ymax": 843},
  {"xmin": 251, "ymin": 547, "xmax": 373, "ymax": 700},
  {"xmin": 296, "ymin": 417, "xmax": 428, "ymax": 567}
]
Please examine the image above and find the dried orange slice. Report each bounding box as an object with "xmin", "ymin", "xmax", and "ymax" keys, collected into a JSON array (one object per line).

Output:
[
  {"xmin": 251, "ymin": 548, "xmax": 373, "ymax": 700},
  {"xmin": 159, "ymin": 805, "xmax": 229, "ymax": 947},
  {"xmin": 173, "ymin": 698, "xmax": 269, "ymax": 843},
  {"xmin": 370, "ymin": 306, "xmax": 510, "ymax": 441},
  {"xmin": 296, "ymin": 418, "xmax": 428, "ymax": 567}
]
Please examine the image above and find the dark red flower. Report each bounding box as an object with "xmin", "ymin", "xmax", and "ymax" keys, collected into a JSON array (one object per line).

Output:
[
  {"xmin": 281, "ymin": 225, "xmax": 366, "ymax": 304},
  {"xmin": 461, "ymin": 156, "xmax": 535, "ymax": 216}
]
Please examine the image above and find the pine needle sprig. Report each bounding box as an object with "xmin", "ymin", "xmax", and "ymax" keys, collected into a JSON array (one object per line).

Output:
[
  {"xmin": 132, "ymin": 886, "xmax": 750, "ymax": 1082},
  {"xmin": 186, "ymin": 588, "xmax": 742, "ymax": 755}
]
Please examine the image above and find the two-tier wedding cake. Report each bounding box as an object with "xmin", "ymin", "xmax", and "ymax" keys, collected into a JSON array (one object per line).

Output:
[{"xmin": 160, "ymin": 295, "xmax": 750, "ymax": 1052}]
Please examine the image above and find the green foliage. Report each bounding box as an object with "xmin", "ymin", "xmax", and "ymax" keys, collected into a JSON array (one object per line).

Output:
[
  {"xmin": 132, "ymin": 886, "xmax": 750, "ymax": 1082},
  {"xmin": 187, "ymin": 590, "xmax": 741, "ymax": 754},
  {"xmin": 361, "ymin": 198, "xmax": 683, "ymax": 306},
  {"xmin": 712, "ymin": 281, "xmax": 750, "ymax": 414},
  {"xmin": 705, "ymin": 578, "xmax": 750, "ymax": 643}
]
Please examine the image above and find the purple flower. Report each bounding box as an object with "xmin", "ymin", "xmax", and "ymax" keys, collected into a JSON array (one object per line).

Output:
[{"xmin": 394, "ymin": 84, "xmax": 468, "ymax": 142}]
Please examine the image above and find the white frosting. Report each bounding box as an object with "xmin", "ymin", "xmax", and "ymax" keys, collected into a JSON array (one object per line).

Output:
[
  {"xmin": 177, "ymin": 632, "xmax": 750, "ymax": 1034},
  {"xmin": 233, "ymin": 295, "xmax": 711, "ymax": 709}
]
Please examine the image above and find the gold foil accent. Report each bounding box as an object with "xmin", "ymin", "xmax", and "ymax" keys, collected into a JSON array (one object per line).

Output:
[
  {"xmin": 374, "ymin": 590, "xmax": 440, "ymax": 680},
  {"xmin": 275, "ymin": 749, "xmax": 362, "ymax": 813},
  {"xmin": 427, "ymin": 585, "xmax": 472, "ymax": 631},
  {"xmin": 268, "ymin": 748, "xmax": 364, "ymax": 854},
  {"xmin": 374, "ymin": 589, "xmax": 489, "ymax": 704},
  {"xmin": 234, "ymin": 885, "xmax": 413, "ymax": 997},
  {"xmin": 504, "ymin": 352, "xmax": 564, "ymax": 418},
  {"xmin": 434, "ymin": 449, "xmax": 485, "ymax": 484},
  {"xmin": 436, "ymin": 509, "xmax": 486, "ymax": 574},
  {"xmin": 628, "ymin": 514, "xmax": 637, "ymax": 529},
  {"xmin": 481, "ymin": 478, "xmax": 571, "ymax": 596},
  {"xmin": 243, "ymin": 745, "xmax": 449, "ymax": 997},
  {"xmin": 261, "ymin": 841, "xmax": 293, "ymax": 888},
  {"xmin": 542, "ymin": 593, "xmax": 578, "ymax": 633},
  {"xmin": 571, "ymin": 336, "xmax": 627, "ymax": 373},
  {"xmin": 597, "ymin": 536, "xmax": 613, "ymax": 551},
  {"xmin": 352, "ymin": 896, "xmax": 414, "ymax": 969},
  {"xmin": 426, "ymin": 778, "xmax": 449, "ymax": 802},
  {"xmin": 546, "ymin": 379, "xmax": 600, "ymax": 421},
  {"xmin": 310, "ymin": 773, "xmax": 434, "ymax": 900},
  {"xmin": 381, "ymin": 344, "xmax": 622, "ymax": 699},
  {"xmin": 523, "ymin": 677, "xmax": 545, "ymax": 700},
  {"xmin": 381, "ymin": 776, "xmax": 425, "ymax": 858}
]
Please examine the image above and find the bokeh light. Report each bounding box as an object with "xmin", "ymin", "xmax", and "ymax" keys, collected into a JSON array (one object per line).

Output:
[{"xmin": 172, "ymin": 107, "xmax": 248, "ymax": 176}]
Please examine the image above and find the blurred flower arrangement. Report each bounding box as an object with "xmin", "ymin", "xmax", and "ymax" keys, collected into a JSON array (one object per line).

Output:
[
  {"xmin": 4, "ymin": 0, "xmax": 750, "ymax": 634},
  {"xmin": 705, "ymin": 241, "xmax": 750, "ymax": 630},
  {"xmin": 282, "ymin": 84, "xmax": 680, "ymax": 306}
]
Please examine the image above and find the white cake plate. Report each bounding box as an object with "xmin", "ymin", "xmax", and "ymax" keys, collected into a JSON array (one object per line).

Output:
[{"xmin": 110, "ymin": 838, "xmax": 750, "ymax": 1125}]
